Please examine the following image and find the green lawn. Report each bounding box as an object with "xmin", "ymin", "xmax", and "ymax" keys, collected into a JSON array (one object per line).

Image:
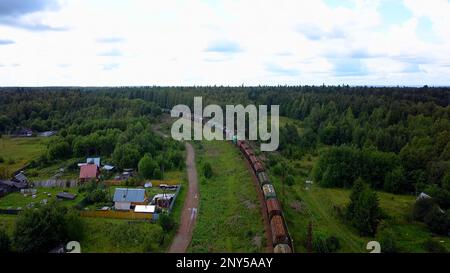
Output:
[
  {"xmin": 0, "ymin": 187, "xmax": 83, "ymax": 209},
  {"xmin": 0, "ymin": 136, "xmax": 48, "ymax": 178},
  {"xmin": 189, "ymin": 140, "xmax": 265, "ymax": 253},
  {"xmin": 80, "ymin": 217, "xmax": 165, "ymax": 253}
]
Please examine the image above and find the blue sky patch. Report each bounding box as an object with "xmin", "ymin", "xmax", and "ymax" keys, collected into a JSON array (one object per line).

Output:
[
  {"xmin": 378, "ymin": 0, "xmax": 413, "ymax": 26},
  {"xmin": 416, "ymin": 17, "xmax": 438, "ymax": 43},
  {"xmin": 323, "ymin": 0, "xmax": 355, "ymax": 9},
  {"xmin": 205, "ymin": 40, "xmax": 242, "ymax": 53},
  {"xmin": 333, "ymin": 58, "xmax": 368, "ymax": 77}
]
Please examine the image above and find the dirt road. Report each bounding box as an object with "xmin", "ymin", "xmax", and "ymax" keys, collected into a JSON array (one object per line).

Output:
[{"xmin": 168, "ymin": 142, "xmax": 199, "ymax": 253}]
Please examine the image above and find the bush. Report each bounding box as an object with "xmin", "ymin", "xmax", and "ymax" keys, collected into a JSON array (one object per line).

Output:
[
  {"xmin": 346, "ymin": 179, "xmax": 383, "ymax": 236},
  {"xmin": 138, "ymin": 154, "xmax": 157, "ymax": 179},
  {"xmin": 312, "ymin": 232, "xmax": 341, "ymax": 253},
  {"xmin": 13, "ymin": 201, "xmax": 83, "ymax": 252},
  {"xmin": 376, "ymin": 224, "xmax": 399, "ymax": 253},
  {"xmin": 0, "ymin": 156, "xmax": 4, "ymax": 163},
  {"xmin": 0, "ymin": 228, "xmax": 11, "ymax": 253},
  {"xmin": 413, "ymin": 198, "xmax": 437, "ymax": 221},
  {"xmin": 285, "ymin": 175, "xmax": 295, "ymax": 186},
  {"xmin": 86, "ymin": 189, "xmax": 109, "ymax": 204},
  {"xmin": 159, "ymin": 213, "xmax": 175, "ymax": 232},
  {"xmin": 325, "ymin": 236, "xmax": 341, "ymax": 252},
  {"xmin": 423, "ymin": 207, "xmax": 450, "ymax": 235},
  {"xmin": 203, "ymin": 162, "xmax": 213, "ymax": 178},
  {"xmin": 423, "ymin": 239, "xmax": 448, "ymax": 253}
]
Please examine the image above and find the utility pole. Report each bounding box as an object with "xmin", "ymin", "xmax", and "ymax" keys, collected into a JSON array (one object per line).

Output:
[{"xmin": 307, "ymin": 221, "xmax": 313, "ymax": 253}]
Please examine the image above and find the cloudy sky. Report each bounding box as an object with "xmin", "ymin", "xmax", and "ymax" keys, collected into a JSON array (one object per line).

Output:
[{"xmin": 0, "ymin": 0, "xmax": 449, "ymax": 86}]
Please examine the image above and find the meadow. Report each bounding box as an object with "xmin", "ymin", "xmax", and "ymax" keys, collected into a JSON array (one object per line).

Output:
[
  {"xmin": 189, "ymin": 140, "xmax": 266, "ymax": 253},
  {"xmin": 0, "ymin": 136, "xmax": 48, "ymax": 178}
]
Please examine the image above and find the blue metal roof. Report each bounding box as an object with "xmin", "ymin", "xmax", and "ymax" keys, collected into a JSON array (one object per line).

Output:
[{"xmin": 113, "ymin": 188, "xmax": 146, "ymax": 202}]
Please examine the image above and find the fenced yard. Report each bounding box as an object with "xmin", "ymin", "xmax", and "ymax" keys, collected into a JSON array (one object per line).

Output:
[{"xmin": 80, "ymin": 210, "xmax": 153, "ymax": 220}]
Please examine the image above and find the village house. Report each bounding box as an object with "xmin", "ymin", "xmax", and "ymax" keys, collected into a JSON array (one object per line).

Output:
[
  {"xmin": 113, "ymin": 188, "xmax": 148, "ymax": 210},
  {"xmin": 79, "ymin": 163, "xmax": 100, "ymax": 183}
]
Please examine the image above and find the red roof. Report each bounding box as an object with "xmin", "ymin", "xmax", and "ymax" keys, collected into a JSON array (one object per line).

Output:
[{"xmin": 79, "ymin": 164, "xmax": 99, "ymax": 179}]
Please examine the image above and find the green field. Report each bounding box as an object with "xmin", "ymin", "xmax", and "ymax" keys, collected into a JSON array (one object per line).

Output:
[
  {"xmin": 189, "ymin": 140, "xmax": 266, "ymax": 253},
  {"xmin": 0, "ymin": 187, "xmax": 82, "ymax": 209},
  {"xmin": 0, "ymin": 136, "xmax": 48, "ymax": 178}
]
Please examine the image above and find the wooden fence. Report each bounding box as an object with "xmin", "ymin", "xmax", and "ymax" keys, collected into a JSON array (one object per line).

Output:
[{"xmin": 80, "ymin": 210, "xmax": 152, "ymax": 220}]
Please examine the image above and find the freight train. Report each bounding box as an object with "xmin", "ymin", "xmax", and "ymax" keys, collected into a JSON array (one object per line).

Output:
[
  {"xmin": 188, "ymin": 113, "xmax": 294, "ymax": 253},
  {"xmin": 236, "ymin": 140, "xmax": 293, "ymax": 253}
]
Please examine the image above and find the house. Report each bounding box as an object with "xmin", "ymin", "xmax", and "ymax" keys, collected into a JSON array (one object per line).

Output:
[
  {"xmin": 113, "ymin": 188, "xmax": 148, "ymax": 210},
  {"xmin": 86, "ymin": 157, "xmax": 101, "ymax": 167},
  {"xmin": 17, "ymin": 128, "xmax": 33, "ymax": 137},
  {"xmin": 0, "ymin": 180, "xmax": 28, "ymax": 196},
  {"xmin": 79, "ymin": 164, "xmax": 100, "ymax": 183},
  {"xmin": 13, "ymin": 171, "xmax": 28, "ymax": 184},
  {"xmin": 56, "ymin": 192, "xmax": 76, "ymax": 200}
]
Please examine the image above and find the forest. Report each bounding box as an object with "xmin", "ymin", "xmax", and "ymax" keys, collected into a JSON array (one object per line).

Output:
[{"xmin": 1, "ymin": 86, "xmax": 449, "ymax": 242}]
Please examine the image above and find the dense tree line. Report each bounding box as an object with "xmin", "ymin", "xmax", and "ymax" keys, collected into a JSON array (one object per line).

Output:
[{"xmin": 1, "ymin": 86, "xmax": 449, "ymax": 198}]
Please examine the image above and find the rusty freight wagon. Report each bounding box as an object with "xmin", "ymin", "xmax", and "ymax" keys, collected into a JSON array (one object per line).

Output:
[
  {"xmin": 270, "ymin": 215, "xmax": 290, "ymax": 246},
  {"xmin": 266, "ymin": 198, "xmax": 282, "ymax": 219}
]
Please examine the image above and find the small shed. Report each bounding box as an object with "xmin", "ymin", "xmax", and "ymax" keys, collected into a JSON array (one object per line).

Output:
[
  {"xmin": 134, "ymin": 205, "xmax": 155, "ymax": 213},
  {"xmin": 417, "ymin": 192, "xmax": 431, "ymax": 201},
  {"xmin": 56, "ymin": 192, "xmax": 76, "ymax": 200},
  {"xmin": 13, "ymin": 172, "xmax": 28, "ymax": 184}
]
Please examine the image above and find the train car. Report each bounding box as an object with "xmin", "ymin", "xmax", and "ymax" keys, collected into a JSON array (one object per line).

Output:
[
  {"xmin": 243, "ymin": 147, "xmax": 254, "ymax": 160},
  {"xmin": 262, "ymin": 184, "xmax": 276, "ymax": 199},
  {"xmin": 257, "ymin": 171, "xmax": 270, "ymax": 187},
  {"xmin": 253, "ymin": 160, "xmax": 265, "ymax": 173},
  {"xmin": 270, "ymin": 215, "xmax": 290, "ymax": 246},
  {"xmin": 274, "ymin": 244, "xmax": 292, "ymax": 253},
  {"xmin": 266, "ymin": 198, "xmax": 282, "ymax": 219}
]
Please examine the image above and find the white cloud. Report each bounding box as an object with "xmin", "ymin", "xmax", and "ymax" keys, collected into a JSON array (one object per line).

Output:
[{"xmin": 0, "ymin": 0, "xmax": 449, "ymax": 86}]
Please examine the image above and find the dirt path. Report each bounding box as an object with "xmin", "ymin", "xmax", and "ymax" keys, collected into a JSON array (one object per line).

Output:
[{"xmin": 168, "ymin": 142, "xmax": 199, "ymax": 253}]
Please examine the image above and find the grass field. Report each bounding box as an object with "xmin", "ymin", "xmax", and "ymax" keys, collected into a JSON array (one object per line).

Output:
[
  {"xmin": 80, "ymin": 218, "xmax": 165, "ymax": 253},
  {"xmin": 0, "ymin": 136, "xmax": 48, "ymax": 178},
  {"xmin": 189, "ymin": 140, "xmax": 265, "ymax": 253},
  {"xmin": 0, "ymin": 187, "xmax": 83, "ymax": 209}
]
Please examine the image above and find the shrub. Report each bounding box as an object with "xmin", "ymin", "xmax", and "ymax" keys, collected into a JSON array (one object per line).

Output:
[
  {"xmin": 413, "ymin": 198, "xmax": 437, "ymax": 221},
  {"xmin": 312, "ymin": 232, "xmax": 341, "ymax": 253},
  {"xmin": 285, "ymin": 175, "xmax": 295, "ymax": 186},
  {"xmin": 0, "ymin": 156, "xmax": 4, "ymax": 163},
  {"xmin": 86, "ymin": 189, "xmax": 109, "ymax": 204},
  {"xmin": 423, "ymin": 207, "xmax": 450, "ymax": 235},
  {"xmin": 0, "ymin": 228, "xmax": 11, "ymax": 253},
  {"xmin": 138, "ymin": 154, "xmax": 157, "ymax": 179},
  {"xmin": 159, "ymin": 213, "xmax": 175, "ymax": 232},
  {"xmin": 203, "ymin": 162, "xmax": 213, "ymax": 178},
  {"xmin": 13, "ymin": 201, "xmax": 83, "ymax": 252},
  {"xmin": 376, "ymin": 223, "xmax": 399, "ymax": 253},
  {"xmin": 423, "ymin": 239, "xmax": 448, "ymax": 253}
]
